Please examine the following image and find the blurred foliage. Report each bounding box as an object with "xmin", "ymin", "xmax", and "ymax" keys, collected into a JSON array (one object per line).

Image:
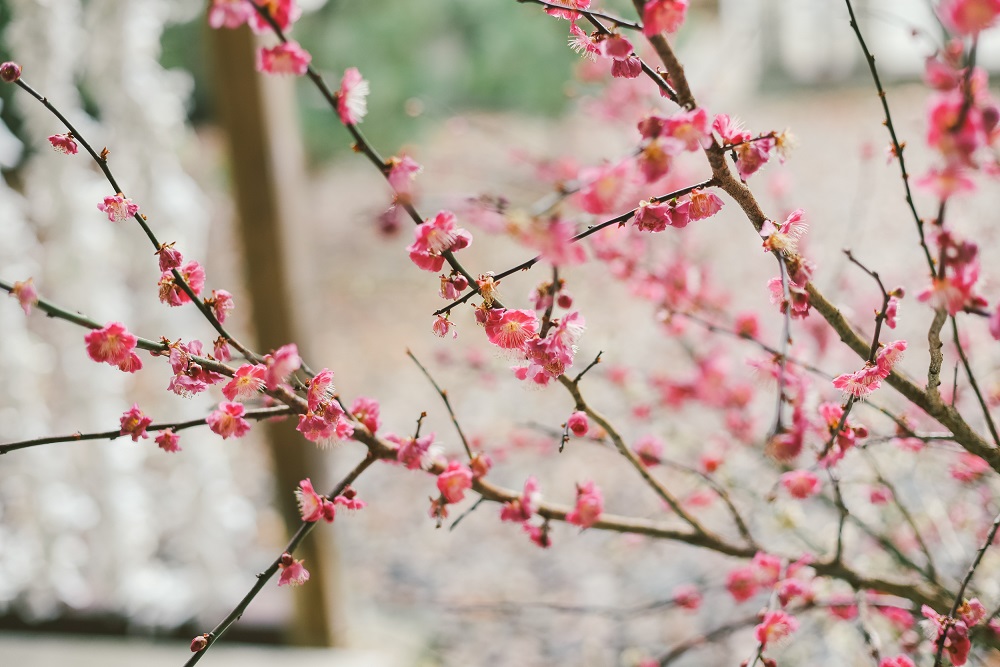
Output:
[{"xmin": 160, "ymin": 0, "xmax": 616, "ymax": 164}]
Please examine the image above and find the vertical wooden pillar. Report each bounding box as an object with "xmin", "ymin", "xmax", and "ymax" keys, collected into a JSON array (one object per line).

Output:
[{"xmin": 206, "ymin": 25, "xmax": 341, "ymax": 647}]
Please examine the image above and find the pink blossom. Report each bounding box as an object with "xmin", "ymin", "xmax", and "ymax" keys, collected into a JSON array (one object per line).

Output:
[
  {"xmin": 85, "ymin": 322, "xmax": 142, "ymax": 372},
  {"xmin": 387, "ymin": 155, "xmax": 422, "ymax": 197},
  {"xmin": 158, "ymin": 260, "xmax": 206, "ymax": 307},
  {"xmin": 306, "ymin": 368, "xmax": 335, "ymax": 411},
  {"xmin": 207, "ymin": 401, "xmax": 252, "ymax": 439},
  {"xmin": 248, "ymin": 0, "xmax": 301, "ymax": 33},
  {"xmin": 725, "ymin": 566, "xmax": 759, "ymax": 603},
  {"xmin": 296, "ymin": 478, "xmax": 336, "ymax": 523},
  {"xmin": 190, "ymin": 635, "xmax": 209, "ymax": 652},
  {"xmin": 611, "ymin": 56, "xmax": 642, "ymax": 79},
  {"xmin": 277, "ymin": 553, "xmax": 310, "ymax": 587},
  {"xmin": 634, "ymin": 435, "xmax": 664, "ymax": 466},
  {"xmin": 755, "ymin": 610, "xmax": 798, "ymax": 647},
  {"xmin": 386, "ymin": 432, "xmax": 438, "ymax": 470},
  {"xmin": 566, "ymin": 480, "xmax": 603, "ymax": 528},
  {"xmin": 672, "ymin": 584, "xmax": 702, "ymax": 611},
  {"xmin": 713, "ymin": 113, "xmax": 751, "ymax": 145},
  {"xmin": 264, "ymin": 343, "xmax": 301, "ymax": 390},
  {"xmin": 407, "ymin": 210, "xmax": 473, "ymax": 272},
  {"xmin": 951, "ymin": 452, "xmax": 989, "ymax": 482},
  {"xmin": 878, "ymin": 607, "xmax": 915, "ymax": 631},
  {"xmin": 879, "ymin": 657, "xmax": 915, "ymax": 667},
  {"xmin": 884, "ymin": 295, "xmax": 900, "ymax": 329},
  {"xmin": 501, "ymin": 477, "xmax": 542, "ymax": 522},
  {"xmin": 777, "ymin": 578, "xmax": 812, "ymax": 606},
  {"xmin": 166, "ymin": 339, "xmax": 224, "ymax": 397},
  {"xmin": 222, "ymin": 363, "xmax": 267, "ymax": 401},
  {"xmin": 544, "ymin": 0, "xmax": 592, "ymax": 20},
  {"xmin": 568, "ymin": 23, "xmax": 600, "ymax": 60},
  {"xmin": 155, "ymin": 429, "xmax": 181, "ymax": 453},
  {"xmin": 643, "ymin": 0, "xmax": 688, "ymax": 36},
  {"xmin": 875, "ymin": 340, "xmax": 906, "ymax": 376},
  {"xmin": 351, "ymin": 397, "xmax": 381, "ymax": 434},
  {"xmin": 213, "ymin": 338, "xmax": 232, "ymax": 362},
  {"xmin": 432, "ymin": 314, "xmax": 457, "ymax": 338},
  {"xmin": 927, "ymin": 91, "xmax": 986, "ymax": 163},
  {"xmin": 516, "ymin": 311, "xmax": 585, "ymax": 384},
  {"xmin": 119, "ymin": 404, "xmax": 152, "ymax": 442},
  {"xmin": 437, "ymin": 461, "xmax": 474, "ymax": 503},
  {"xmin": 922, "ymin": 604, "xmax": 972, "ymax": 665},
  {"xmin": 780, "ymin": 470, "xmax": 821, "ymax": 499},
  {"xmin": 869, "ymin": 485, "xmax": 892, "ymax": 504},
  {"xmin": 48, "ymin": 133, "xmax": 78, "ymax": 155},
  {"xmin": 484, "ymin": 308, "xmax": 539, "ymax": 350},
  {"xmin": 337, "ymin": 67, "xmax": 369, "ymax": 125},
  {"xmin": 761, "ymin": 208, "xmax": 808, "ymax": 254},
  {"xmin": 734, "ymin": 312, "xmax": 759, "ymax": 338},
  {"xmin": 207, "ymin": 289, "xmax": 235, "ymax": 324},
  {"xmin": 97, "ymin": 193, "xmax": 139, "ymax": 222},
  {"xmin": 156, "ymin": 244, "xmax": 183, "ymax": 272},
  {"xmin": 687, "ymin": 189, "xmax": 724, "ymax": 221},
  {"xmin": 633, "ymin": 199, "xmax": 691, "ymax": 231},
  {"xmin": 523, "ymin": 521, "xmax": 552, "ymax": 548},
  {"xmin": 832, "ymin": 363, "xmax": 882, "ymax": 399},
  {"xmin": 567, "ymin": 411, "xmax": 589, "ymax": 437},
  {"xmin": 208, "ymin": 0, "xmax": 254, "ymax": 29},
  {"xmin": 752, "ymin": 552, "xmax": 783, "ymax": 586},
  {"xmin": 959, "ymin": 598, "xmax": 987, "ymax": 627},
  {"xmin": 10, "ymin": 278, "xmax": 38, "ymax": 315},
  {"xmin": 440, "ymin": 273, "xmax": 469, "ymax": 300},
  {"xmin": 469, "ymin": 452, "xmax": 492, "ymax": 479},
  {"xmin": 664, "ymin": 107, "xmax": 712, "ymax": 151},
  {"xmin": 257, "ymin": 41, "xmax": 311, "ymax": 76},
  {"xmin": 915, "ymin": 165, "xmax": 977, "ymax": 199},
  {"xmin": 575, "ymin": 162, "xmax": 630, "ymax": 215},
  {"xmin": 334, "ymin": 486, "xmax": 366, "ymax": 512},
  {"xmin": 938, "ymin": 0, "xmax": 1000, "ymax": 35}
]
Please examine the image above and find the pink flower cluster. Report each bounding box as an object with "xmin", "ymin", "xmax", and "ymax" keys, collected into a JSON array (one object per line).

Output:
[
  {"xmin": 85, "ymin": 322, "xmax": 143, "ymax": 373},
  {"xmin": 917, "ymin": 230, "xmax": 986, "ymax": 315},
  {"xmin": 713, "ymin": 114, "xmax": 775, "ymax": 180},
  {"xmin": 831, "ymin": 340, "xmax": 907, "ymax": 400},
  {"xmin": 158, "ymin": 260, "xmax": 206, "ymax": 307},
  {"xmin": 500, "ymin": 477, "xmax": 550, "ymax": 548},
  {"xmin": 295, "ymin": 478, "xmax": 365, "ymax": 523},
  {"xmin": 296, "ymin": 368, "xmax": 355, "ymax": 446},
  {"xmin": 119, "ymin": 404, "xmax": 153, "ymax": 442},
  {"xmin": 207, "ymin": 402, "xmax": 252, "ymax": 439},
  {"xmin": 97, "ymin": 193, "xmax": 139, "ymax": 222},
  {"xmin": 168, "ymin": 339, "xmax": 225, "ymax": 397},
  {"xmin": 566, "ymin": 480, "xmax": 603, "ymax": 528},
  {"xmin": 408, "ymin": 210, "xmax": 473, "ymax": 272},
  {"xmin": 921, "ymin": 598, "xmax": 988, "ymax": 666}
]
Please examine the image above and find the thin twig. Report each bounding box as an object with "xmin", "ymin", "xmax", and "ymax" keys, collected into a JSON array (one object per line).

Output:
[{"xmin": 407, "ymin": 350, "xmax": 474, "ymax": 459}]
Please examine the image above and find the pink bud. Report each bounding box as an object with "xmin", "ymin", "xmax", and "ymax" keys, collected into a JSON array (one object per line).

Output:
[
  {"xmin": 190, "ymin": 635, "xmax": 209, "ymax": 652},
  {"xmin": 0, "ymin": 61, "xmax": 21, "ymax": 83},
  {"xmin": 567, "ymin": 411, "xmax": 589, "ymax": 437}
]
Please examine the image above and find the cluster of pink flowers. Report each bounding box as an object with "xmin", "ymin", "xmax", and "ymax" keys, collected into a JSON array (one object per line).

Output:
[
  {"xmin": 921, "ymin": 598, "xmax": 988, "ymax": 666},
  {"xmin": 295, "ymin": 478, "xmax": 364, "ymax": 523},
  {"xmin": 158, "ymin": 260, "xmax": 206, "ymax": 307},
  {"xmin": 168, "ymin": 339, "xmax": 225, "ymax": 397},
  {"xmin": 85, "ymin": 321, "xmax": 143, "ymax": 373},
  {"xmin": 939, "ymin": 0, "xmax": 1000, "ymax": 35},
  {"xmin": 713, "ymin": 114, "xmax": 775, "ymax": 180},
  {"xmin": 429, "ymin": 460, "xmax": 475, "ymax": 521},
  {"xmin": 779, "ymin": 469, "xmax": 821, "ymax": 499},
  {"xmin": 816, "ymin": 401, "xmax": 869, "ymax": 464},
  {"xmin": 296, "ymin": 368, "xmax": 355, "ymax": 446},
  {"xmin": 831, "ymin": 340, "xmax": 907, "ymax": 400},
  {"xmin": 767, "ymin": 256, "xmax": 814, "ymax": 319},
  {"xmin": 917, "ymin": 230, "xmax": 986, "ymax": 315},
  {"xmin": 408, "ymin": 210, "xmax": 473, "ymax": 272},
  {"xmin": 385, "ymin": 432, "xmax": 439, "ymax": 470},
  {"xmin": 754, "ymin": 610, "xmax": 799, "ymax": 649}
]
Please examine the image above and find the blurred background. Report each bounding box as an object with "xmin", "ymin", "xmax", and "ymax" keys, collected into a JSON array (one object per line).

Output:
[{"xmin": 2, "ymin": 0, "xmax": 1000, "ymax": 665}]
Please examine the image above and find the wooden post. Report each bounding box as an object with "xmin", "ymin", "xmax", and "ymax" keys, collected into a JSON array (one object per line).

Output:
[{"xmin": 206, "ymin": 24, "xmax": 341, "ymax": 647}]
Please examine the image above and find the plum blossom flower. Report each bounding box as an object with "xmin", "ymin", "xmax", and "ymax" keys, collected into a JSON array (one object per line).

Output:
[
  {"xmin": 407, "ymin": 210, "xmax": 473, "ymax": 272},
  {"xmin": 437, "ymin": 461, "xmax": 474, "ymax": 503},
  {"xmin": 264, "ymin": 343, "xmax": 301, "ymax": 390},
  {"xmin": 567, "ymin": 411, "xmax": 589, "ymax": 437},
  {"xmin": 643, "ymin": 0, "xmax": 688, "ymax": 36},
  {"xmin": 213, "ymin": 337, "xmax": 232, "ymax": 362},
  {"xmin": 633, "ymin": 198, "xmax": 690, "ymax": 231},
  {"xmin": 208, "ymin": 0, "xmax": 254, "ymax": 29},
  {"xmin": 278, "ymin": 553, "xmax": 310, "ymax": 587},
  {"xmin": 10, "ymin": 278, "xmax": 38, "ymax": 315},
  {"xmin": 248, "ymin": 0, "xmax": 301, "ymax": 33},
  {"xmin": 296, "ymin": 478, "xmax": 336, "ymax": 523},
  {"xmin": 634, "ymin": 434, "xmax": 664, "ymax": 466},
  {"xmin": 922, "ymin": 604, "xmax": 972, "ymax": 665},
  {"xmin": 0, "ymin": 61, "xmax": 21, "ymax": 83},
  {"xmin": 351, "ymin": 396, "xmax": 381, "ymax": 434},
  {"xmin": 518, "ymin": 217, "xmax": 586, "ymax": 266},
  {"xmin": 155, "ymin": 429, "xmax": 181, "ymax": 453},
  {"xmin": 687, "ymin": 189, "xmax": 724, "ymax": 221},
  {"xmin": 544, "ymin": 0, "xmax": 592, "ymax": 20},
  {"xmin": 672, "ymin": 584, "xmax": 702, "ymax": 611},
  {"xmin": 119, "ymin": 404, "xmax": 152, "ymax": 442},
  {"xmin": 386, "ymin": 432, "xmax": 438, "ymax": 470},
  {"xmin": 206, "ymin": 289, "xmax": 235, "ymax": 324},
  {"xmin": 566, "ymin": 480, "xmax": 603, "ymax": 528},
  {"xmin": 761, "ymin": 209, "xmax": 807, "ymax": 254},
  {"xmin": 257, "ymin": 42, "xmax": 311, "ymax": 76},
  {"xmin": 207, "ymin": 401, "xmax": 252, "ymax": 439},
  {"xmin": 432, "ymin": 314, "xmax": 457, "ymax": 338},
  {"xmin": 879, "ymin": 657, "xmax": 915, "ymax": 667},
  {"xmin": 832, "ymin": 363, "xmax": 883, "ymax": 399},
  {"xmin": 516, "ymin": 311, "xmax": 585, "ymax": 384},
  {"xmin": 166, "ymin": 339, "xmax": 224, "ymax": 397},
  {"xmin": 222, "ymin": 364, "xmax": 267, "ymax": 401},
  {"xmin": 755, "ymin": 610, "xmax": 798, "ymax": 648},
  {"xmin": 156, "ymin": 244, "xmax": 183, "ymax": 272},
  {"xmin": 48, "ymin": 133, "xmax": 78, "ymax": 155},
  {"xmin": 938, "ymin": 0, "xmax": 1000, "ymax": 35},
  {"xmin": 568, "ymin": 23, "xmax": 600, "ymax": 60},
  {"xmin": 501, "ymin": 477, "xmax": 542, "ymax": 523},
  {"xmin": 483, "ymin": 308, "xmax": 539, "ymax": 350},
  {"xmin": 780, "ymin": 470, "xmax": 821, "ymax": 499},
  {"xmin": 337, "ymin": 67, "xmax": 369, "ymax": 125},
  {"xmin": 97, "ymin": 193, "xmax": 139, "ymax": 222},
  {"xmin": 576, "ymin": 162, "xmax": 630, "ymax": 215},
  {"xmin": 387, "ymin": 155, "xmax": 422, "ymax": 197},
  {"xmin": 725, "ymin": 566, "xmax": 758, "ymax": 602},
  {"xmin": 334, "ymin": 486, "xmax": 366, "ymax": 512},
  {"xmin": 158, "ymin": 260, "xmax": 206, "ymax": 307},
  {"xmin": 85, "ymin": 322, "xmax": 142, "ymax": 372}
]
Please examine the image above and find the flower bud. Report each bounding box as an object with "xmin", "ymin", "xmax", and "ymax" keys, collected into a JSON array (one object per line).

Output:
[
  {"xmin": 190, "ymin": 635, "xmax": 209, "ymax": 652},
  {"xmin": 0, "ymin": 61, "xmax": 21, "ymax": 83}
]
